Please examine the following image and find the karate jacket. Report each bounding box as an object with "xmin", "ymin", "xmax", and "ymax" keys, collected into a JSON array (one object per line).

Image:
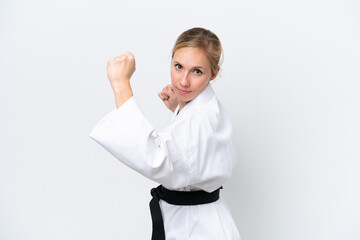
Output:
[{"xmin": 89, "ymin": 83, "xmax": 241, "ymax": 239}]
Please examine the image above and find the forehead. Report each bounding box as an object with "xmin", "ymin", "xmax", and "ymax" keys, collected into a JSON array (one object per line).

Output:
[{"xmin": 172, "ymin": 47, "xmax": 210, "ymax": 68}]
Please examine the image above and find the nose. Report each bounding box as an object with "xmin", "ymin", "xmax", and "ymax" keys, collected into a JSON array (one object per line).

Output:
[{"xmin": 179, "ymin": 72, "xmax": 190, "ymax": 88}]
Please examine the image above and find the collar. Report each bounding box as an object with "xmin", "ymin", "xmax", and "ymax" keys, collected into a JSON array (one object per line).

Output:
[{"xmin": 171, "ymin": 83, "xmax": 216, "ymax": 121}]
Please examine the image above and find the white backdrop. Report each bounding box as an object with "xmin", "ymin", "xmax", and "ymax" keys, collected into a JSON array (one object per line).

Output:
[{"xmin": 1, "ymin": 0, "xmax": 359, "ymax": 239}]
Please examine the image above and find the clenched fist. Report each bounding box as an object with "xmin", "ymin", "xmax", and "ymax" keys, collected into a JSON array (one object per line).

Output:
[
  {"xmin": 106, "ymin": 52, "xmax": 135, "ymax": 109},
  {"xmin": 158, "ymin": 84, "xmax": 178, "ymax": 112},
  {"xmin": 107, "ymin": 52, "xmax": 136, "ymax": 93}
]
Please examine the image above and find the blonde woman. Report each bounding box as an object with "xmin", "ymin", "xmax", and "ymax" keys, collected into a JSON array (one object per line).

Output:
[{"xmin": 90, "ymin": 27, "xmax": 241, "ymax": 240}]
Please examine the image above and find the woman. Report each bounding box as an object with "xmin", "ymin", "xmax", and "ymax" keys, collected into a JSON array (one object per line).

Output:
[{"xmin": 89, "ymin": 27, "xmax": 241, "ymax": 239}]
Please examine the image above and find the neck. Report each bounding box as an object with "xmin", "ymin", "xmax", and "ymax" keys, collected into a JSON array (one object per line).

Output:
[{"xmin": 178, "ymin": 101, "xmax": 190, "ymax": 113}]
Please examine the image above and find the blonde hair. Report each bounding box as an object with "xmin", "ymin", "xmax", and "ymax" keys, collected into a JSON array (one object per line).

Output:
[{"xmin": 172, "ymin": 27, "xmax": 224, "ymax": 76}]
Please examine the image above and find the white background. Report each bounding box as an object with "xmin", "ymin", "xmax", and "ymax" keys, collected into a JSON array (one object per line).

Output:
[{"xmin": 1, "ymin": 0, "xmax": 359, "ymax": 239}]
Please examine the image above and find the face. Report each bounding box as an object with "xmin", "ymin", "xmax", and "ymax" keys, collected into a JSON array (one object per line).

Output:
[{"xmin": 171, "ymin": 47, "xmax": 218, "ymax": 110}]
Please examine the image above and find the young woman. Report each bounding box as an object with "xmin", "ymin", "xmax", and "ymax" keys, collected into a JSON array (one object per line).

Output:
[{"xmin": 89, "ymin": 27, "xmax": 241, "ymax": 240}]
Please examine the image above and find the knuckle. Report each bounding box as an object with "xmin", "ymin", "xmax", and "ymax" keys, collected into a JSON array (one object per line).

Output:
[{"xmin": 127, "ymin": 52, "xmax": 135, "ymax": 59}]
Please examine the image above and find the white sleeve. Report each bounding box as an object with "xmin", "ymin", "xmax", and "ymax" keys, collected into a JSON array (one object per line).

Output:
[{"xmin": 89, "ymin": 96, "xmax": 192, "ymax": 188}]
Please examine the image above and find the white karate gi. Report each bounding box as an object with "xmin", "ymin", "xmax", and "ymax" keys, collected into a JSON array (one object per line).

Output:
[{"xmin": 89, "ymin": 83, "xmax": 241, "ymax": 239}]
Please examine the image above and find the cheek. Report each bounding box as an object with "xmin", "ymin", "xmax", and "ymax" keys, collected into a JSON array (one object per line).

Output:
[
  {"xmin": 170, "ymin": 70, "xmax": 178, "ymax": 83},
  {"xmin": 194, "ymin": 76, "xmax": 209, "ymax": 89}
]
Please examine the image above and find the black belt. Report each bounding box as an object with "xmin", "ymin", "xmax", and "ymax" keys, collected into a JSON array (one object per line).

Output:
[{"xmin": 149, "ymin": 185, "xmax": 223, "ymax": 240}]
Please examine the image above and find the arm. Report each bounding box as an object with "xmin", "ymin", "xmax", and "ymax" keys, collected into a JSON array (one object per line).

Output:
[
  {"xmin": 106, "ymin": 52, "xmax": 135, "ymax": 109},
  {"xmin": 91, "ymin": 52, "xmax": 191, "ymax": 188},
  {"xmin": 113, "ymin": 82, "xmax": 133, "ymax": 109},
  {"xmin": 89, "ymin": 98, "xmax": 192, "ymax": 188}
]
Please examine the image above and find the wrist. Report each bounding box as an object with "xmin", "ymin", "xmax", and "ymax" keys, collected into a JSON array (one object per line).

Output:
[
  {"xmin": 112, "ymin": 81, "xmax": 131, "ymax": 95},
  {"xmin": 112, "ymin": 81, "xmax": 133, "ymax": 109}
]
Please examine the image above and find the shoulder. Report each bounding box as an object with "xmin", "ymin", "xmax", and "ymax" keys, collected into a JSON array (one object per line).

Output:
[
  {"xmin": 169, "ymin": 94, "xmax": 232, "ymax": 135},
  {"xmin": 165, "ymin": 106, "xmax": 218, "ymax": 143},
  {"xmin": 180, "ymin": 100, "xmax": 220, "ymax": 128},
  {"xmin": 191, "ymin": 96, "xmax": 224, "ymax": 130}
]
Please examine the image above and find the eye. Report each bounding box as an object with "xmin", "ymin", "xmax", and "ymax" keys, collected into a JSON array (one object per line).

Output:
[
  {"xmin": 175, "ymin": 64, "xmax": 182, "ymax": 70},
  {"xmin": 194, "ymin": 69, "xmax": 202, "ymax": 75}
]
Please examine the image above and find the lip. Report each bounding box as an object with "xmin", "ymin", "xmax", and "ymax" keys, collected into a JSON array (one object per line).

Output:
[{"xmin": 177, "ymin": 88, "xmax": 191, "ymax": 94}]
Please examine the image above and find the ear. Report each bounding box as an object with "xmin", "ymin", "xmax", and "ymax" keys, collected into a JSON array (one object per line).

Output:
[{"xmin": 210, "ymin": 67, "xmax": 220, "ymax": 81}]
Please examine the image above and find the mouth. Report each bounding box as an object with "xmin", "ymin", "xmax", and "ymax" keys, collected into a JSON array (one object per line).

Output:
[{"xmin": 177, "ymin": 88, "xmax": 191, "ymax": 94}]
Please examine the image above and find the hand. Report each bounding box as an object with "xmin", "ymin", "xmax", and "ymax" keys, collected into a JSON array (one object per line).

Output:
[
  {"xmin": 107, "ymin": 52, "xmax": 136, "ymax": 93},
  {"xmin": 158, "ymin": 84, "xmax": 178, "ymax": 112}
]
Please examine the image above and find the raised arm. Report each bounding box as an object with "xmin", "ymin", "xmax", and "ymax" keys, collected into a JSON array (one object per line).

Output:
[{"xmin": 106, "ymin": 52, "xmax": 135, "ymax": 109}]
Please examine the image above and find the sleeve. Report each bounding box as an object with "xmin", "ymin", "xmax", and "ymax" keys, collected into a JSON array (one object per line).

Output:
[{"xmin": 89, "ymin": 96, "xmax": 192, "ymax": 188}]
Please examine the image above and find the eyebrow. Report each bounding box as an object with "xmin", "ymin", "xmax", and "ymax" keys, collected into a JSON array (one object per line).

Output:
[{"xmin": 173, "ymin": 60, "xmax": 205, "ymax": 70}]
